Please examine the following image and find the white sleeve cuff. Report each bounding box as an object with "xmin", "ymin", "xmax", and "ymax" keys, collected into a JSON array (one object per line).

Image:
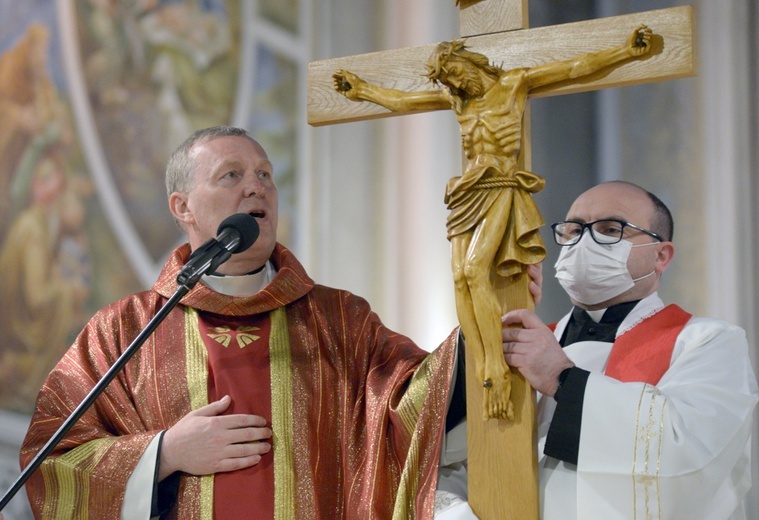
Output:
[{"xmin": 121, "ymin": 434, "xmax": 162, "ymax": 520}]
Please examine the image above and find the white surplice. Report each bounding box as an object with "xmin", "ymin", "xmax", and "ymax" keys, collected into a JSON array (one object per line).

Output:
[{"xmin": 538, "ymin": 293, "xmax": 759, "ymax": 520}]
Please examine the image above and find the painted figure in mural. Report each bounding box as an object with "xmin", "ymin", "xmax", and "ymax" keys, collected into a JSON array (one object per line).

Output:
[
  {"xmin": 139, "ymin": 0, "xmax": 235, "ymax": 143},
  {"xmin": 0, "ymin": 21, "xmax": 93, "ymax": 414},
  {"xmin": 76, "ymin": 0, "xmax": 240, "ymax": 257},
  {"xmin": 0, "ymin": 129, "xmax": 93, "ymax": 413},
  {"xmin": 0, "ymin": 23, "xmax": 65, "ymax": 234},
  {"xmin": 83, "ymin": 0, "xmax": 133, "ymax": 106},
  {"xmin": 333, "ymin": 26, "xmax": 654, "ymax": 420}
]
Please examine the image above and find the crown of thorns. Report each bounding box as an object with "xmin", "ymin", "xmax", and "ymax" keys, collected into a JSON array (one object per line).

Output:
[
  {"xmin": 425, "ymin": 39, "xmax": 468, "ymax": 82},
  {"xmin": 425, "ymin": 39, "xmax": 498, "ymax": 84}
]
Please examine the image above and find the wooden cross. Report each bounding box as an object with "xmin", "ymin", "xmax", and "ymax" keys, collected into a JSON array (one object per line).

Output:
[{"xmin": 307, "ymin": 2, "xmax": 695, "ymax": 518}]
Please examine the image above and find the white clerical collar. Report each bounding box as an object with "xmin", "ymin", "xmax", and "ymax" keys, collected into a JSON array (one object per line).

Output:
[
  {"xmin": 585, "ymin": 309, "xmax": 606, "ymax": 323},
  {"xmin": 200, "ymin": 261, "xmax": 275, "ymax": 297}
]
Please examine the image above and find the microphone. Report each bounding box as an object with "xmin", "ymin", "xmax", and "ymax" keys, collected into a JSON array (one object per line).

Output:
[
  {"xmin": 176, "ymin": 213, "xmax": 260, "ymax": 287},
  {"xmin": 0, "ymin": 216, "xmax": 261, "ymax": 512}
]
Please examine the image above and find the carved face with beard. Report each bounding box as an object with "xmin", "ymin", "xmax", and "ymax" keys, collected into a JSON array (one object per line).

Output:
[
  {"xmin": 426, "ymin": 40, "xmax": 500, "ymax": 100},
  {"xmin": 433, "ymin": 56, "xmax": 486, "ymax": 98}
]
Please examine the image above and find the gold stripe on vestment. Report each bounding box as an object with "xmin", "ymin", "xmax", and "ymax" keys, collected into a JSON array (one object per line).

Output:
[
  {"xmin": 631, "ymin": 384, "xmax": 666, "ymax": 520},
  {"xmin": 185, "ymin": 307, "xmax": 214, "ymax": 520},
  {"xmin": 392, "ymin": 354, "xmax": 437, "ymax": 520},
  {"xmin": 397, "ymin": 354, "xmax": 435, "ymax": 436},
  {"xmin": 41, "ymin": 437, "xmax": 113, "ymax": 520},
  {"xmin": 655, "ymin": 395, "xmax": 666, "ymax": 519},
  {"xmin": 270, "ymin": 306, "xmax": 296, "ymax": 519}
]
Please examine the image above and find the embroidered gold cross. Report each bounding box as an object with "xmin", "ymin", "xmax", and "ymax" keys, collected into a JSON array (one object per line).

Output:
[{"xmin": 207, "ymin": 326, "xmax": 262, "ymax": 348}]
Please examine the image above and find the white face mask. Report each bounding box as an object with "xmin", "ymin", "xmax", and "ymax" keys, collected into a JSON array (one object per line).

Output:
[{"xmin": 554, "ymin": 232, "xmax": 657, "ymax": 306}]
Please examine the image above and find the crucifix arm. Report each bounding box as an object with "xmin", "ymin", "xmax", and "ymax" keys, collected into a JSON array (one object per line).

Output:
[
  {"xmin": 333, "ymin": 69, "xmax": 453, "ymax": 112},
  {"xmin": 525, "ymin": 25, "xmax": 653, "ymax": 90}
]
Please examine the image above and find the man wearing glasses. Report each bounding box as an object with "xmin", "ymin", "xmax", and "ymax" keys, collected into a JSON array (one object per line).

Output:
[{"xmin": 501, "ymin": 181, "xmax": 758, "ymax": 519}]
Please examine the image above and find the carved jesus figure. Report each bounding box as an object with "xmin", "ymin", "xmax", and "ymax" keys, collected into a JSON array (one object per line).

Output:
[{"xmin": 333, "ymin": 26, "xmax": 653, "ymax": 420}]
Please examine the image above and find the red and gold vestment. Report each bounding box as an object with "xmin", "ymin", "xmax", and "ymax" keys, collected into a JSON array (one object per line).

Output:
[{"xmin": 21, "ymin": 243, "xmax": 458, "ymax": 519}]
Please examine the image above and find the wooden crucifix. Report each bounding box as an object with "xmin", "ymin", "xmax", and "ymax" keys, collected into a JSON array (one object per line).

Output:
[{"xmin": 307, "ymin": 2, "xmax": 695, "ymax": 518}]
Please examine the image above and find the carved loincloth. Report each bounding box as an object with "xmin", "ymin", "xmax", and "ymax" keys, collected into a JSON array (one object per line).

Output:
[{"xmin": 444, "ymin": 155, "xmax": 546, "ymax": 277}]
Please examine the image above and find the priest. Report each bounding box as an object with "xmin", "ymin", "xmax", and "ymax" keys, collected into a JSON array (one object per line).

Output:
[
  {"xmin": 502, "ymin": 180, "xmax": 758, "ymax": 519},
  {"xmin": 21, "ymin": 126, "xmax": 544, "ymax": 519}
]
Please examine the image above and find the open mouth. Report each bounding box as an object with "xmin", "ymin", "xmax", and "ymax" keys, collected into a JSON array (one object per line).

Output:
[{"xmin": 250, "ymin": 211, "xmax": 265, "ymax": 219}]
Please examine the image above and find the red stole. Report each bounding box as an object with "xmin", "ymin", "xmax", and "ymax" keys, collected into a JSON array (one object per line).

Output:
[
  {"xmin": 199, "ymin": 312, "xmax": 274, "ymax": 519},
  {"xmin": 551, "ymin": 304, "xmax": 692, "ymax": 385},
  {"xmin": 605, "ymin": 304, "xmax": 691, "ymax": 385}
]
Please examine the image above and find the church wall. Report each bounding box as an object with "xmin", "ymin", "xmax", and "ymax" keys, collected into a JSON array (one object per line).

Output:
[
  {"xmin": 307, "ymin": 0, "xmax": 383, "ymax": 306},
  {"xmin": 695, "ymin": 0, "xmax": 759, "ymax": 515}
]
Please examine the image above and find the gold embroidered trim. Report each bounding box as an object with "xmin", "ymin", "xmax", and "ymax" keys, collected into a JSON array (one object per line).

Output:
[
  {"xmin": 632, "ymin": 384, "xmax": 666, "ymax": 520},
  {"xmin": 41, "ymin": 437, "xmax": 112, "ymax": 519},
  {"xmin": 270, "ymin": 307, "xmax": 296, "ymax": 520},
  {"xmin": 655, "ymin": 396, "xmax": 666, "ymax": 519},
  {"xmin": 397, "ymin": 355, "xmax": 435, "ymax": 436},
  {"xmin": 185, "ymin": 307, "xmax": 214, "ymax": 520},
  {"xmin": 41, "ymin": 460, "xmax": 57, "ymax": 520},
  {"xmin": 392, "ymin": 354, "xmax": 437, "ymax": 520}
]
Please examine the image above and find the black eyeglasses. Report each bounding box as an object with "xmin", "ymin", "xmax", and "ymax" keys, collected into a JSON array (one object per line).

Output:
[{"xmin": 551, "ymin": 219, "xmax": 663, "ymax": 246}]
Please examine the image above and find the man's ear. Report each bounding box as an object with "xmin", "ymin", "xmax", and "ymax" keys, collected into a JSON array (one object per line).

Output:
[
  {"xmin": 655, "ymin": 242, "xmax": 675, "ymax": 274},
  {"xmin": 169, "ymin": 192, "xmax": 193, "ymax": 225}
]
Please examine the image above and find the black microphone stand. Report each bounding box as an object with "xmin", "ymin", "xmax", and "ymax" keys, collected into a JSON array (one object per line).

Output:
[{"xmin": 0, "ymin": 245, "xmax": 230, "ymax": 512}]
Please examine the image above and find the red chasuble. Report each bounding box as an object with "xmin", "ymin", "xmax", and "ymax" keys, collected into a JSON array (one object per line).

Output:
[{"xmin": 20, "ymin": 243, "xmax": 458, "ymax": 520}]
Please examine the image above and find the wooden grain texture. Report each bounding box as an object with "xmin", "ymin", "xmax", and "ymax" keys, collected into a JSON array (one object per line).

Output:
[
  {"xmin": 307, "ymin": 5, "xmax": 695, "ymax": 126},
  {"xmin": 459, "ymin": 0, "xmax": 528, "ymax": 38},
  {"xmin": 466, "ymin": 269, "xmax": 539, "ymax": 520}
]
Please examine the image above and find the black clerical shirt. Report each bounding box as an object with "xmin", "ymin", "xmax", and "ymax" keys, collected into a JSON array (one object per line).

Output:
[{"xmin": 544, "ymin": 300, "xmax": 640, "ymax": 465}]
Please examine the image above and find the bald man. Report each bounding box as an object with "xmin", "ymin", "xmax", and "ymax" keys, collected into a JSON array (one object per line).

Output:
[{"xmin": 501, "ymin": 181, "xmax": 758, "ymax": 520}]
